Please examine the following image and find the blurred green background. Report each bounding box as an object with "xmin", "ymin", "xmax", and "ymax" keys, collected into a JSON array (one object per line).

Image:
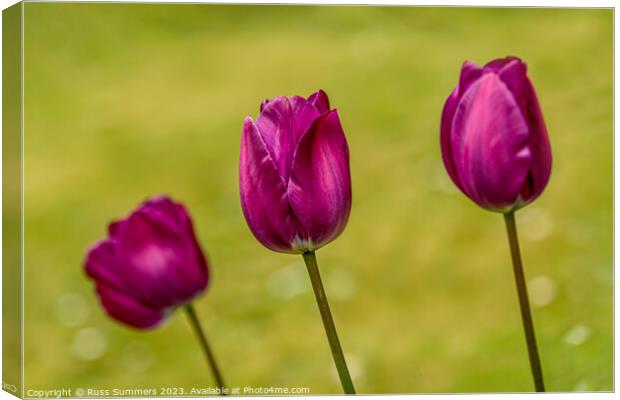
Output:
[{"xmin": 21, "ymin": 4, "xmax": 612, "ymax": 394}]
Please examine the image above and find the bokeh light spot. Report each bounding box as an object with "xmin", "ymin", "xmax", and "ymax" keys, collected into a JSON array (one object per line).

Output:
[
  {"xmin": 519, "ymin": 206, "xmax": 553, "ymax": 241},
  {"xmin": 73, "ymin": 327, "xmax": 107, "ymax": 361},
  {"xmin": 563, "ymin": 324, "xmax": 592, "ymax": 346},
  {"xmin": 55, "ymin": 293, "xmax": 89, "ymax": 327},
  {"xmin": 120, "ymin": 341, "xmax": 156, "ymax": 373},
  {"xmin": 266, "ymin": 261, "xmax": 308, "ymax": 300},
  {"xmin": 528, "ymin": 275, "xmax": 557, "ymax": 307}
]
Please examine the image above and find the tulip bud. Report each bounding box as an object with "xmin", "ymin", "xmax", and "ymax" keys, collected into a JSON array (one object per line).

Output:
[
  {"xmin": 84, "ymin": 196, "xmax": 209, "ymax": 329},
  {"xmin": 239, "ymin": 90, "xmax": 352, "ymax": 253},
  {"xmin": 440, "ymin": 56, "xmax": 552, "ymax": 212}
]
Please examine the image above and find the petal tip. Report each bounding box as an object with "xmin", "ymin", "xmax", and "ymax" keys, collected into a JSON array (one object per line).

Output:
[{"xmin": 308, "ymin": 89, "xmax": 331, "ymax": 113}]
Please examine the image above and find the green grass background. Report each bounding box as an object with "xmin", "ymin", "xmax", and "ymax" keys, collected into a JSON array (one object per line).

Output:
[{"xmin": 21, "ymin": 4, "xmax": 612, "ymax": 394}]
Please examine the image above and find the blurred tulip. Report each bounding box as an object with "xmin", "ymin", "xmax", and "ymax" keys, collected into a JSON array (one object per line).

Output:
[
  {"xmin": 84, "ymin": 196, "xmax": 209, "ymax": 329},
  {"xmin": 440, "ymin": 56, "xmax": 552, "ymax": 212},
  {"xmin": 239, "ymin": 90, "xmax": 352, "ymax": 253}
]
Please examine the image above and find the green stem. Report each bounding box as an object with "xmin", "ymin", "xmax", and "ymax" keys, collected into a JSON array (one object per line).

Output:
[
  {"xmin": 184, "ymin": 304, "xmax": 227, "ymax": 395},
  {"xmin": 503, "ymin": 211, "xmax": 545, "ymax": 392},
  {"xmin": 302, "ymin": 251, "xmax": 356, "ymax": 394}
]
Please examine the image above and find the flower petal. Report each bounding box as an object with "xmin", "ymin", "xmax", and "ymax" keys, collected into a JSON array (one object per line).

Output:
[
  {"xmin": 496, "ymin": 59, "xmax": 552, "ymax": 203},
  {"xmin": 483, "ymin": 56, "xmax": 522, "ymax": 73},
  {"xmin": 84, "ymin": 240, "xmax": 127, "ymax": 292},
  {"xmin": 139, "ymin": 196, "xmax": 188, "ymax": 235},
  {"xmin": 260, "ymin": 98, "xmax": 270, "ymax": 112},
  {"xmin": 307, "ymin": 90, "xmax": 331, "ymax": 114},
  {"xmin": 521, "ymin": 79, "xmax": 552, "ymax": 202},
  {"xmin": 173, "ymin": 202, "xmax": 209, "ymax": 289},
  {"xmin": 255, "ymin": 96, "xmax": 321, "ymax": 181},
  {"xmin": 96, "ymin": 283, "xmax": 165, "ymax": 329},
  {"xmin": 288, "ymin": 110, "xmax": 351, "ymax": 250},
  {"xmin": 116, "ymin": 212, "xmax": 205, "ymax": 308},
  {"xmin": 239, "ymin": 117, "xmax": 300, "ymax": 252},
  {"xmin": 440, "ymin": 88, "xmax": 465, "ymax": 191},
  {"xmin": 108, "ymin": 219, "xmax": 128, "ymax": 240},
  {"xmin": 497, "ymin": 57, "xmax": 528, "ymax": 101},
  {"xmin": 450, "ymin": 73, "xmax": 531, "ymax": 210},
  {"xmin": 458, "ymin": 61, "xmax": 483, "ymax": 100}
]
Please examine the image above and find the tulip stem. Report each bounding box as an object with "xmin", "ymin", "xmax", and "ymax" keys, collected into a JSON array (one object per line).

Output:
[
  {"xmin": 503, "ymin": 211, "xmax": 545, "ymax": 392},
  {"xmin": 302, "ymin": 251, "xmax": 356, "ymax": 394},
  {"xmin": 184, "ymin": 304, "xmax": 227, "ymax": 395}
]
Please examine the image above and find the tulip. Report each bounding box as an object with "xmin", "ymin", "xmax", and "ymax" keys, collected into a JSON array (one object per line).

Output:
[
  {"xmin": 440, "ymin": 57, "xmax": 552, "ymax": 392},
  {"xmin": 84, "ymin": 196, "xmax": 226, "ymax": 392},
  {"xmin": 239, "ymin": 89, "xmax": 352, "ymax": 254},
  {"xmin": 440, "ymin": 56, "xmax": 552, "ymax": 212},
  {"xmin": 239, "ymin": 90, "xmax": 355, "ymax": 394},
  {"xmin": 84, "ymin": 196, "xmax": 208, "ymax": 328}
]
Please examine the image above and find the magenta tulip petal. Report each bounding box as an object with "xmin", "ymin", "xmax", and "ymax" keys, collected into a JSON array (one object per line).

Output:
[
  {"xmin": 496, "ymin": 59, "xmax": 552, "ymax": 202},
  {"xmin": 96, "ymin": 283, "xmax": 165, "ymax": 329},
  {"xmin": 255, "ymin": 96, "xmax": 321, "ymax": 181},
  {"xmin": 288, "ymin": 110, "xmax": 351, "ymax": 250},
  {"xmin": 139, "ymin": 196, "xmax": 188, "ymax": 234},
  {"xmin": 522, "ymin": 80, "xmax": 552, "ymax": 200},
  {"xmin": 459, "ymin": 61, "xmax": 483, "ymax": 97},
  {"xmin": 117, "ymin": 212, "xmax": 204, "ymax": 308},
  {"xmin": 240, "ymin": 117, "xmax": 301, "ymax": 252},
  {"xmin": 307, "ymin": 90, "xmax": 331, "ymax": 114},
  {"xmin": 484, "ymin": 56, "xmax": 521, "ymax": 73},
  {"xmin": 497, "ymin": 58, "xmax": 528, "ymax": 103},
  {"xmin": 440, "ymin": 89, "xmax": 464, "ymax": 191},
  {"xmin": 260, "ymin": 98, "xmax": 270, "ymax": 112},
  {"xmin": 290, "ymin": 96, "xmax": 324, "ymax": 147},
  {"xmin": 108, "ymin": 219, "xmax": 128, "ymax": 240},
  {"xmin": 450, "ymin": 73, "xmax": 531, "ymax": 210},
  {"xmin": 174, "ymin": 203, "xmax": 210, "ymax": 287},
  {"xmin": 84, "ymin": 240, "xmax": 126, "ymax": 291}
]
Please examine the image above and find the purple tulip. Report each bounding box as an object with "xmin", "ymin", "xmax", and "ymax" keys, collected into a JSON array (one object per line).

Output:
[
  {"xmin": 84, "ymin": 196, "xmax": 209, "ymax": 329},
  {"xmin": 239, "ymin": 90, "xmax": 352, "ymax": 253},
  {"xmin": 440, "ymin": 56, "xmax": 552, "ymax": 212}
]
